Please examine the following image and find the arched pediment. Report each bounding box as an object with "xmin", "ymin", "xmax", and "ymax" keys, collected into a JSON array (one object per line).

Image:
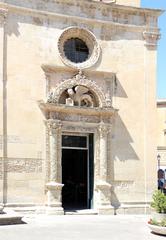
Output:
[{"xmin": 47, "ymin": 70, "xmax": 108, "ymax": 108}]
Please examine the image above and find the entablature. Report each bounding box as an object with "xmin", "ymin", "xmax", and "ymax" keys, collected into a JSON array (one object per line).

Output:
[
  {"xmin": 38, "ymin": 100, "xmax": 117, "ymax": 118},
  {"xmin": 0, "ymin": 1, "xmax": 163, "ymax": 31}
]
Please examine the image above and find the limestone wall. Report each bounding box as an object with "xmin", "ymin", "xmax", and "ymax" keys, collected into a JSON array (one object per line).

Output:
[{"xmin": 0, "ymin": 0, "xmax": 161, "ymax": 211}]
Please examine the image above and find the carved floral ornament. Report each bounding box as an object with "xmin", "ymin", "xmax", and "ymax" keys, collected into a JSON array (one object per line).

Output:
[
  {"xmin": 47, "ymin": 70, "xmax": 108, "ymax": 108},
  {"xmin": 58, "ymin": 27, "xmax": 100, "ymax": 69}
]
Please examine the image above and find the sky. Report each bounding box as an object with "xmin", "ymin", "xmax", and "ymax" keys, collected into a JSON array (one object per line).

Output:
[{"xmin": 141, "ymin": 0, "xmax": 166, "ymax": 99}]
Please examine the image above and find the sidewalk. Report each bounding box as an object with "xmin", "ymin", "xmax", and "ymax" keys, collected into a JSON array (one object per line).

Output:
[{"xmin": 0, "ymin": 214, "xmax": 165, "ymax": 240}]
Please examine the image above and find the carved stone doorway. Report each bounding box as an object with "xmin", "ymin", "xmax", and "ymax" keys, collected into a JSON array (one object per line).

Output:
[
  {"xmin": 62, "ymin": 134, "xmax": 94, "ymax": 210},
  {"xmin": 39, "ymin": 69, "xmax": 117, "ymax": 214}
]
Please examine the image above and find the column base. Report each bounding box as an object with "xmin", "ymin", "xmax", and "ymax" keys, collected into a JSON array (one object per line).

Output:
[
  {"xmin": 95, "ymin": 181, "xmax": 112, "ymax": 206},
  {"xmin": 46, "ymin": 206, "xmax": 64, "ymax": 215},
  {"xmin": 98, "ymin": 205, "xmax": 115, "ymax": 215},
  {"xmin": 46, "ymin": 181, "xmax": 64, "ymax": 214}
]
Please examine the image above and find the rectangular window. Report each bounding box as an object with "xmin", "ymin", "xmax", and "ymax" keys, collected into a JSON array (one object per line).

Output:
[{"xmin": 62, "ymin": 135, "xmax": 87, "ymax": 148}]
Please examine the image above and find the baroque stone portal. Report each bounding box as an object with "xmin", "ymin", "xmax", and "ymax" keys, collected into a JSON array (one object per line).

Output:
[{"xmin": 39, "ymin": 70, "xmax": 116, "ymax": 214}]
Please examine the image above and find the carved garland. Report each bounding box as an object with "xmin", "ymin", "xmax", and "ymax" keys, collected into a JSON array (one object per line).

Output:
[{"xmin": 47, "ymin": 71, "xmax": 108, "ymax": 108}]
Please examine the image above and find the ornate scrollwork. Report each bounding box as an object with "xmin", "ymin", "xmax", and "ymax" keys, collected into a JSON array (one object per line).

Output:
[{"xmin": 46, "ymin": 70, "xmax": 109, "ymax": 108}]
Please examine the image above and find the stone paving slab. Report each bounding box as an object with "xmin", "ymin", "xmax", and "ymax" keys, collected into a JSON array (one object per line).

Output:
[
  {"xmin": 0, "ymin": 208, "xmax": 24, "ymax": 225},
  {"xmin": 0, "ymin": 214, "xmax": 24, "ymax": 225},
  {"xmin": 0, "ymin": 215, "xmax": 165, "ymax": 240}
]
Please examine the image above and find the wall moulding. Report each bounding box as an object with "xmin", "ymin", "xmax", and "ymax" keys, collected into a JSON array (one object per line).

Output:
[
  {"xmin": 41, "ymin": 64, "xmax": 116, "ymax": 77},
  {"xmin": 0, "ymin": 2, "xmax": 162, "ymax": 32},
  {"xmin": 38, "ymin": 100, "xmax": 116, "ymax": 118}
]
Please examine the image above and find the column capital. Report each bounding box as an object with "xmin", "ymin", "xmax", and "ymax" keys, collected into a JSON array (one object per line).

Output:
[
  {"xmin": 45, "ymin": 119, "xmax": 62, "ymax": 131},
  {"xmin": 98, "ymin": 122, "xmax": 110, "ymax": 138},
  {"xmin": 143, "ymin": 30, "xmax": 161, "ymax": 48}
]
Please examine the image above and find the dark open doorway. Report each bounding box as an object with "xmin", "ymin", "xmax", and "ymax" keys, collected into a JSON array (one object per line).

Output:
[{"xmin": 62, "ymin": 134, "xmax": 94, "ymax": 210}]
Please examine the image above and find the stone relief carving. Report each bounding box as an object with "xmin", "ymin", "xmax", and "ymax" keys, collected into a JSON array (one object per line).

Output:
[
  {"xmin": 46, "ymin": 70, "xmax": 109, "ymax": 108},
  {"xmin": 66, "ymin": 85, "xmax": 94, "ymax": 107}
]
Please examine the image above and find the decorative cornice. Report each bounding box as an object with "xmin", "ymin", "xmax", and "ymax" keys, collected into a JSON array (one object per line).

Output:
[
  {"xmin": 143, "ymin": 31, "xmax": 161, "ymax": 47},
  {"xmin": 41, "ymin": 64, "xmax": 116, "ymax": 77},
  {"xmin": 39, "ymin": 100, "xmax": 116, "ymax": 117},
  {"xmin": 157, "ymin": 146, "xmax": 166, "ymax": 151},
  {"xmin": 0, "ymin": 2, "xmax": 162, "ymax": 32},
  {"xmin": 0, "ymin": 1, "xmax": 162, "ymax": 16},
  {"xmin": 157, "ymin": 99, "xmax": 166, "ymax": 107}
]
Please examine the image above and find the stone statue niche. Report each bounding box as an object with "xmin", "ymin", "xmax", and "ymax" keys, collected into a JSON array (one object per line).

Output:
[{"xmin": 59, "ymin": 85, "xmax": 98, "ymax": 107}]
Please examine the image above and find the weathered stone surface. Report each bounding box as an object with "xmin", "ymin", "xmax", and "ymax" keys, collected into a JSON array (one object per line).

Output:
[{"xmin": 0, "ymin": 0, "xmax": 162, "ymax": 214}]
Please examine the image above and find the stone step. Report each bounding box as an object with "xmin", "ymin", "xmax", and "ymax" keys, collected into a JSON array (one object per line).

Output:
[
  {"xmin": 65, "ymin": 209, "xmax": 98, "ymax": 215},
  {"xmin": 0, "ymin": 204, "xmax": 4, "ymax": 214}
]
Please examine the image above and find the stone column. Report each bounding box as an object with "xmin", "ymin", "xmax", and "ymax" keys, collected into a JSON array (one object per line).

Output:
[
  {"xmin": 96, "ymin": 122, "xmax": 113, "ymax": 214},
  {"xmin": 45, "ymin": 119, "xmax": 64, "ymax": 215}
]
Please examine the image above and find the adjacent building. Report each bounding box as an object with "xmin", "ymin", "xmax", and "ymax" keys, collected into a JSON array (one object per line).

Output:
[{"xmin": 157, "ymin": 100, "xmax": 166, "ymax": 171}]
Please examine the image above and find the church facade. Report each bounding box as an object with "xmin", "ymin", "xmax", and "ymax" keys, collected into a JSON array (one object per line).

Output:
[{"xmin": 0, "ymin": 0, "xmax": 162, "ymax": 214}]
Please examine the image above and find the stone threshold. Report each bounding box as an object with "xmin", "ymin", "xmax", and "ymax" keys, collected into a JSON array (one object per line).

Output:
[{"xmin": 65, "ymin": 209, "xmax": 98, "ymax": 215}]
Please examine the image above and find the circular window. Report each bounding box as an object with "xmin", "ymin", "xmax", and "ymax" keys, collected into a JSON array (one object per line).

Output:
[
  {"xmin": 58, "ymin": 27, "xmax": 100, "ymax": 69},
  {"xmin": 64, "ymin": 38, "xmax": 89, "ymax": 63}
]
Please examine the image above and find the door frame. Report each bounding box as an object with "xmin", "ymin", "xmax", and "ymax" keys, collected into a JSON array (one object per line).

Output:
[{"xmin": 61, "ymin": 133, "xmax": 93, "ymax": 209}]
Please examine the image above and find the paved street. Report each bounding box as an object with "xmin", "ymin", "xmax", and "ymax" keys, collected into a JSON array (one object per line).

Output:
[{"xmin": 0, "ymin": 214, "xmax": 165, "ymax": 240}]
